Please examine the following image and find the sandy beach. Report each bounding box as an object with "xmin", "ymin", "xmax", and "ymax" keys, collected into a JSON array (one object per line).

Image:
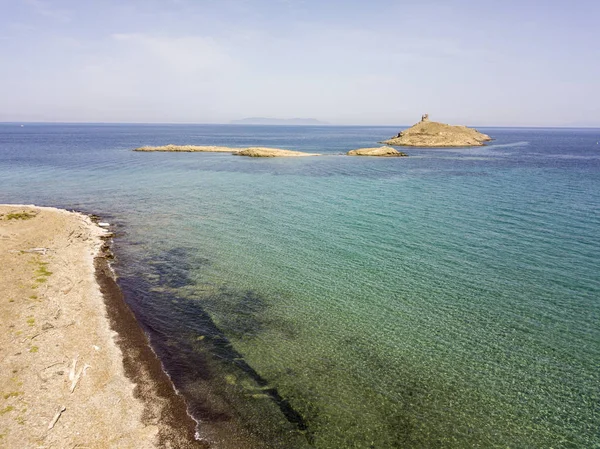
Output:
[{"xmin": 0, "ymin": 205, "xmax": 203, "ymax": 449}]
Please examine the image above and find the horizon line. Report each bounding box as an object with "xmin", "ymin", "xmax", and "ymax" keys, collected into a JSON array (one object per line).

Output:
[{"xmin": 1, "ymin": 121, "xmax": 600, "ymax": 129}]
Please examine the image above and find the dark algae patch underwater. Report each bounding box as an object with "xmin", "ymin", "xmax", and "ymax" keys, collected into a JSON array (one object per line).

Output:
[
  {"xmin": 117, "ymin": 247, "xmax": 438, "ymax": 448},
  {"xmin": 115, "ymin": 247, "xmax": 312, "ymax": 448}
]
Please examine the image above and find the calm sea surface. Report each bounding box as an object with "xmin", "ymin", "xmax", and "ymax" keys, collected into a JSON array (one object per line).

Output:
[{"xmin": 1, "ymin": 124, "xmax": 599, "ymax": 448}]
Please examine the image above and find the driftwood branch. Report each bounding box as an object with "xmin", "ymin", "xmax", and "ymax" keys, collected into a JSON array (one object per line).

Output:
[
  {"xmin": 69, "ymin": 356, "xmax": 79, "ymax": 382},
  {"xmin": 8, "ymin": 247, "xmax": 50, "ymax": 255},
  {"xmin": 69, "ymin": 357, "xmax": 91, "ymax": 393},
  {"xmin": 48, "ymin": 405, "xmax": 66, "ymax": 430}
]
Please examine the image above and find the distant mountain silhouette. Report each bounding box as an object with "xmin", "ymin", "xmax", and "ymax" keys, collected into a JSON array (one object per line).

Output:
[{"xmin": 230, "ymin": 117, "xmax": 329, "ymax": 125}]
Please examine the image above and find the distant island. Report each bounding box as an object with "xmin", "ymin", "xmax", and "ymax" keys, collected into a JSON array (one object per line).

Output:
[
  {"xmin": 230, "ymin": 117, "xmax": 329, "ymax": 126},
  {"xmin": 382, "ymin": 114, "xmax": 492, "ymax": 147}
]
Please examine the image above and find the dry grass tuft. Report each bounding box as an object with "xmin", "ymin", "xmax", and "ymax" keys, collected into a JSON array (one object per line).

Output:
[{"xmin": 3, "ymin": 211, "xmax": 37, "ymax": 221}]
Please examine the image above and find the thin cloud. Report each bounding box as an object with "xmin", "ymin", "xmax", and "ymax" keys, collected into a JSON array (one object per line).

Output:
[
  {"xmin": 110, "ymin": 33, "xmax": 234, "ymax": 74},
  {"xmin": 23, "ymin": 0, "xmax": 71, "ymax": 22}
]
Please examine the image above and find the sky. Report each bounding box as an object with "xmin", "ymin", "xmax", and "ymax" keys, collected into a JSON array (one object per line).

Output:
[{"xmin": 0, "ymin": 0, "xmax": 599, "ymax": 126}]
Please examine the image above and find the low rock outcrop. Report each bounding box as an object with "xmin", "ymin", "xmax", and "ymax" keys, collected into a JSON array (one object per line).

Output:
[
  {"xmin": 134, "ymin": 145, "xmax": 239, "ymax": 152},
  {"xmin": 235, "ymin": 148, "xmax": 320, "ymax": 157},
  {"xmin": 134, "ymin": 145, "xmax": 319, "ymax": 157},
  {"xmin": 347, "ymin": 146, "xmax": 407, "ymax": 157}
]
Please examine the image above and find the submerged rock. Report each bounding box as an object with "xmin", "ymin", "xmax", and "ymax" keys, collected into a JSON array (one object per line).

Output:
[
  {"xmin": 235, "ymin": 148, "xmax": 320, "ymax": 157},
  {"xmin": 347, "ymin": 146, "xmax": 408, "ymax": 157},
  {"xmin": 382, "ymin": 115, "xmax": 492, "ymax": 147}
]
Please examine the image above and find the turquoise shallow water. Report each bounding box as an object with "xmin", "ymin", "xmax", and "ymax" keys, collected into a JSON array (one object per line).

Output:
[{"xmin": 1, "ymin": 124, "xmax": 599, "ymax": 447}]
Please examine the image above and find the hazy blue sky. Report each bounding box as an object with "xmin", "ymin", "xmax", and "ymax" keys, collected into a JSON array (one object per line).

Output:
[{"xmin": 1, "ymin": 0, "xmax": 598, "ymax": 126}]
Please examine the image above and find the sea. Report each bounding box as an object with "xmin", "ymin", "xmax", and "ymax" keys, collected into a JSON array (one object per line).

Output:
[{"xmin": 0, "ymin": 123, "xmax": 598, "ymax": 448}]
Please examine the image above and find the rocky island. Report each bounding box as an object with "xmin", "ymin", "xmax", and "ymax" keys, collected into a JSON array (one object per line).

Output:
[
  {"xmin": 347, "ymin": 146, "xmax": 407, "ymax": 157},
  {"xmin": 382, "ymin": 114, "xmax": 492, "ymax": 147}
]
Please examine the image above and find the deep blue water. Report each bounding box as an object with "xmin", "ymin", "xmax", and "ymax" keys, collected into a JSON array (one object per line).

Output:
[{"xmin": 1, "ymin": 123, "xmax": 599, "ymax": 448}]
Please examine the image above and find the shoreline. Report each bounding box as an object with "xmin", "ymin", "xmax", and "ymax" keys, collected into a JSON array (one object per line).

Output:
[
  {"xmin": 94, "ymin": 241, "xmax": 205, "ymax": 448},
  {"xmin": 0, "ymin": 205, "xmax": 203, "ymax": 448}
]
